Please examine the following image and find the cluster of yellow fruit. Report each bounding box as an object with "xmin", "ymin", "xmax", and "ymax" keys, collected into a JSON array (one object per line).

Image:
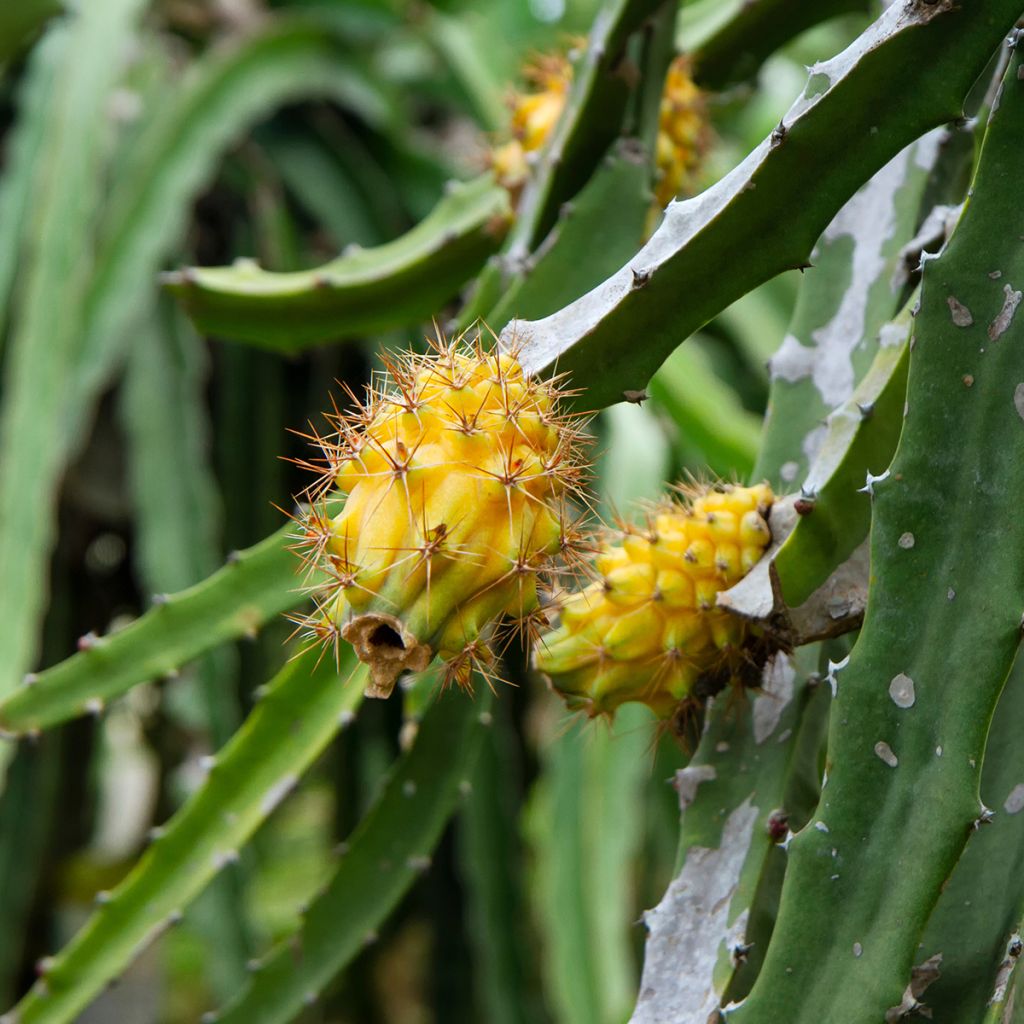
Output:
[
  {"xmin": 491, "ymin": 49, "xmax": 709, "ymax": 209},
  {"xmin": 294, "ymin": 333, "xmax": 774, "ymax": 718},
  {"xmin": 292, "ymin": 330, "xmax": 590, "ymax": 699},
  {"xmin": 534, "ymin": 484, "xmax": 774, "ymax": 718}
]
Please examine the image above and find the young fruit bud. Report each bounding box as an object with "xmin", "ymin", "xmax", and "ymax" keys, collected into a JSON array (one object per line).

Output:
[
  {"xmin": 293, "ymin": 329, "xmax": 591, "ymax": 699},
  {"xmin": 534, "ymin": 483, "xmax": 774, "ymax": 718}
]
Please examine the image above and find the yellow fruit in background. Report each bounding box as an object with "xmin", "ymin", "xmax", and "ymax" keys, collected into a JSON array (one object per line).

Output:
[
  {"xmin": 491, "ymin": 51, "xmax": 573, "ymax": 192},
  {"xmin": 654, "ymin": 56, "xmax": 709, "ymax": 208},
  {"xmin": 292, "ymin": 329, "xmax": 591, "ymax": 699},
  {"xmin": 490, "ymin": 48, "xmax": 708, "ymax": 207},
  {"xmin": 534, "ymin": 483, "xmax": 773, "ymax": 718}
]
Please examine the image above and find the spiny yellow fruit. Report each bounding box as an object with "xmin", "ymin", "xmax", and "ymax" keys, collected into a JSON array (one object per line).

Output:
[
  {"xmin": 490, "ymin": 49, "xmax": 708, "ymax": 207},
  {"xmin": 491, "ymin": 51, "xmax": 573, "ymax": 192},
  {"xmin": 534, "ymin": 483, "xmax": 773, "ymax": 718},
  {"xmin": 654, "ymin": 56, "xmax": 709, "ymax": 208},
  {"xmin": 291, "ymin": 329, "xmax": 591, "ymax": 699}
]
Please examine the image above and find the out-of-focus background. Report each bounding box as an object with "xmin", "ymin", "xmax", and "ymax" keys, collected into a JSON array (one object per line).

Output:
[{"xmin": 0, "ymin": 2, "xmax": 867, "ymax": 1020}]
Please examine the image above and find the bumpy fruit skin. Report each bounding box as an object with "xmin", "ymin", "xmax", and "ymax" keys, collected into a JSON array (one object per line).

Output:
[
  {"xmin": 294, "ymin": 332, "xmax": 589, "ymax": 698},
  {"xmin": 491, "ymin": 52, "xmax": 572, "ymax": 193},
  {"xmin": 491, "ymin": 49, "xmax": 708, "ymax": 208},
  {"xmin": 654, "ymin": 56, "xmax": 709, "ymax": 208},
  {"xmin": 534, "ymin": 483, "xmax": 773, "ymax": 718}
]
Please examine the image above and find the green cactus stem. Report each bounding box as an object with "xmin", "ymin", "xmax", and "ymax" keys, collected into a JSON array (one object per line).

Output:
[
  {"xmin": 0, "ymin": 522, "xmax": 301, "ymax": 736},
  {"xmin": 208, "ymin": 687, "xmax": 490, "ymax": 1024},
  {"xmin": 504, "ymin": 2, "xmax": 1024, "ymax": 409},
  {"xmin": 165, "ymin": 173, "xmax": 511, "ymax": 349},
  {"xmin": 5, "ymin": 652, "xmax": 366, "ymax": 1024},
  {"xmin": 727, "ymin": 43, "xmax": 1024, "ymax": 1024}
]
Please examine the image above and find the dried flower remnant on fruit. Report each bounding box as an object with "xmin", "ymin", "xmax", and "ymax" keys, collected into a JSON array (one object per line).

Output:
[
  {"xmin": 534, "ymin": 482, "xmax": 774, "ymax": 718},
  {"xmin": 290, "ymin": 330, "xmax": 592, "ymax": 699}
]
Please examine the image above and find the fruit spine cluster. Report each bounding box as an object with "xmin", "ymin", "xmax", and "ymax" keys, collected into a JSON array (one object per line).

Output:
[
  {"xmin": 292, "ymin": 331, "xmax": 592, "ymax": 698},
  {"xmin": 534, "ymin": 483, "xmax": 774, "ymax": 718}
]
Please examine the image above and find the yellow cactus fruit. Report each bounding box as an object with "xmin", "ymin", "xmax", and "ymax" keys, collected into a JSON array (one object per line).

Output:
[
  {"xmin": 490, "ymin": 51, "xmax": 573, "ymax": 192},
  {"xmin": 654, "ymin": 56, "xmax": 709, "ymax": 208},
  {"xmin": 534, "ymin": 482, "xmax": 773, "ymax": 718},
  {"xmin": 291, "ymin": 329, "xmax": 591, "ymax": 700}
]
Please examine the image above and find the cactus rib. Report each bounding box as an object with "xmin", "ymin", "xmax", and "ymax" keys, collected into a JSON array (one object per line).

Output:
[
  {"xmin": 728, "ymin": 45, "xmax": 1024, "ymax": 1024},
  {"xmin": 209, "ymin": 687, "xmax": 490, "ymax": 1024},
  {"xmin": 504, "ymin": 3, "xmax": 1024, "ymax": 409},
  {"xmin": 166, "ymin": 173, "xmax": 511, "ymax": 349},
  {"xmin": 0, "ymin": 523, "xmax": 299, "ymax": 735},
  {"xmin": 4, "ymin": 651, "xmax": 366, "ymax": 1024}
]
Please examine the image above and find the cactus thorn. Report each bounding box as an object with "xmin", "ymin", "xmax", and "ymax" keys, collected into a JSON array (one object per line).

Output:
[
  {"xmin": 630, "ymin": 266, "xmax": 651, "ymax": 288},
  {"xmin": 732, "ymin": 942, "xmax": 754, "ymax": 966},
  {"xmin": 84, "ymin": 697, "xmax": 104, "ymax": 717},
  {"xmin": 857, "ymin": 401, "xmax": 874, "ymax": 420},
  {"xmin": 622, "ymin": 388, "xmax": 648, "ymax": 404},
  {"xmin": 770, "ymin": 120, "xmax": 788, "ymax": 146},
  {"xmin": 22, "ymin": 672, "xmax": 38, "ymax": 687},
  {"xmin": 77, "ymin": 631, "xmax": 100, "ymax": 652},
  {"xmin": 858, "ymin": 468, "xmax": 891, "ymax": 496},
  {"xmin": 974, "ymin": 806, "xmax": 996, "ymax": 829},
  {"xmin": 226, "ymin": 550, "xmax": 242, "ymax": 564}
]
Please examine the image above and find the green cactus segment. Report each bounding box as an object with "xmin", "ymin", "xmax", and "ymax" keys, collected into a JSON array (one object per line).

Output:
[
  {"xmin": 770, "ymin": 304, "xmax": 911, "ymax": 609},
  {"xmin": 0, "ymin": 14, "xmax": 390, "ymax": 708},
  {"xmin": 6, "ymin": 651, "xmax": 366, "ymax": 1024},
  {"xmin": 0, "ymin": 20, "xmax": 60, "ymax": 354},
  {"xmin": 683, "ymin": 0, "xmax": 870, "ymax": 91},
  {"xmin": 528, "ymin": 710, "xmax": 652, "ymax": 1024},
  {"xmin": 0, "ymin": 0, "xmax": 145, "ymax": 707},
  {"xmin": 728, "ymin": 49, "xmax": 1024, "ymax": 1024},
  {"xmin": 166, "ymin": 173, "xmax": 510, "ymax": 349},
  {"xmin": 507, "ymin": 2, "xmax": 1022, "ymax": 409},
  {"xmin": 913, "ymin": 654, "xmax": 1024, "ymax": 1023},
  {"xmin": 506, "ymin": 0, "xmax": 664, "ymax": 261},
  {"xmin": 631, "ymin": 647, "xmax": 824, "ymax": 1023},
  {"xmin": 211, "ymin": 687, "xmax": 489, "ymax": 1024},
  {"xmin": 0, "ymin": 523, "xmax": 300, "ymax": 735},
  {"xmin": 753, "ymin": 126, "xmax": 943, "ymax": 493},
  {"xmin": 458, "ymin": 703, "xmax": 539, "ymax": 1024},
  {"xmin": 491, "ymin": 145, "xmax": 653, "ymax": 329}
]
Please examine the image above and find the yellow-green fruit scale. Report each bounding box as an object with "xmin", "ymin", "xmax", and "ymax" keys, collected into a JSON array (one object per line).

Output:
[{"xmin": 534, "ymin": 483, "xmax": 773, "ymax": 718}]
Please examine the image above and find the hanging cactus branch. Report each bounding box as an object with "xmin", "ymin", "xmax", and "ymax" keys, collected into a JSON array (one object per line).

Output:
[{"xmin": 504, "ymin": 1, "xmax": 1024, "ymax": 409}]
